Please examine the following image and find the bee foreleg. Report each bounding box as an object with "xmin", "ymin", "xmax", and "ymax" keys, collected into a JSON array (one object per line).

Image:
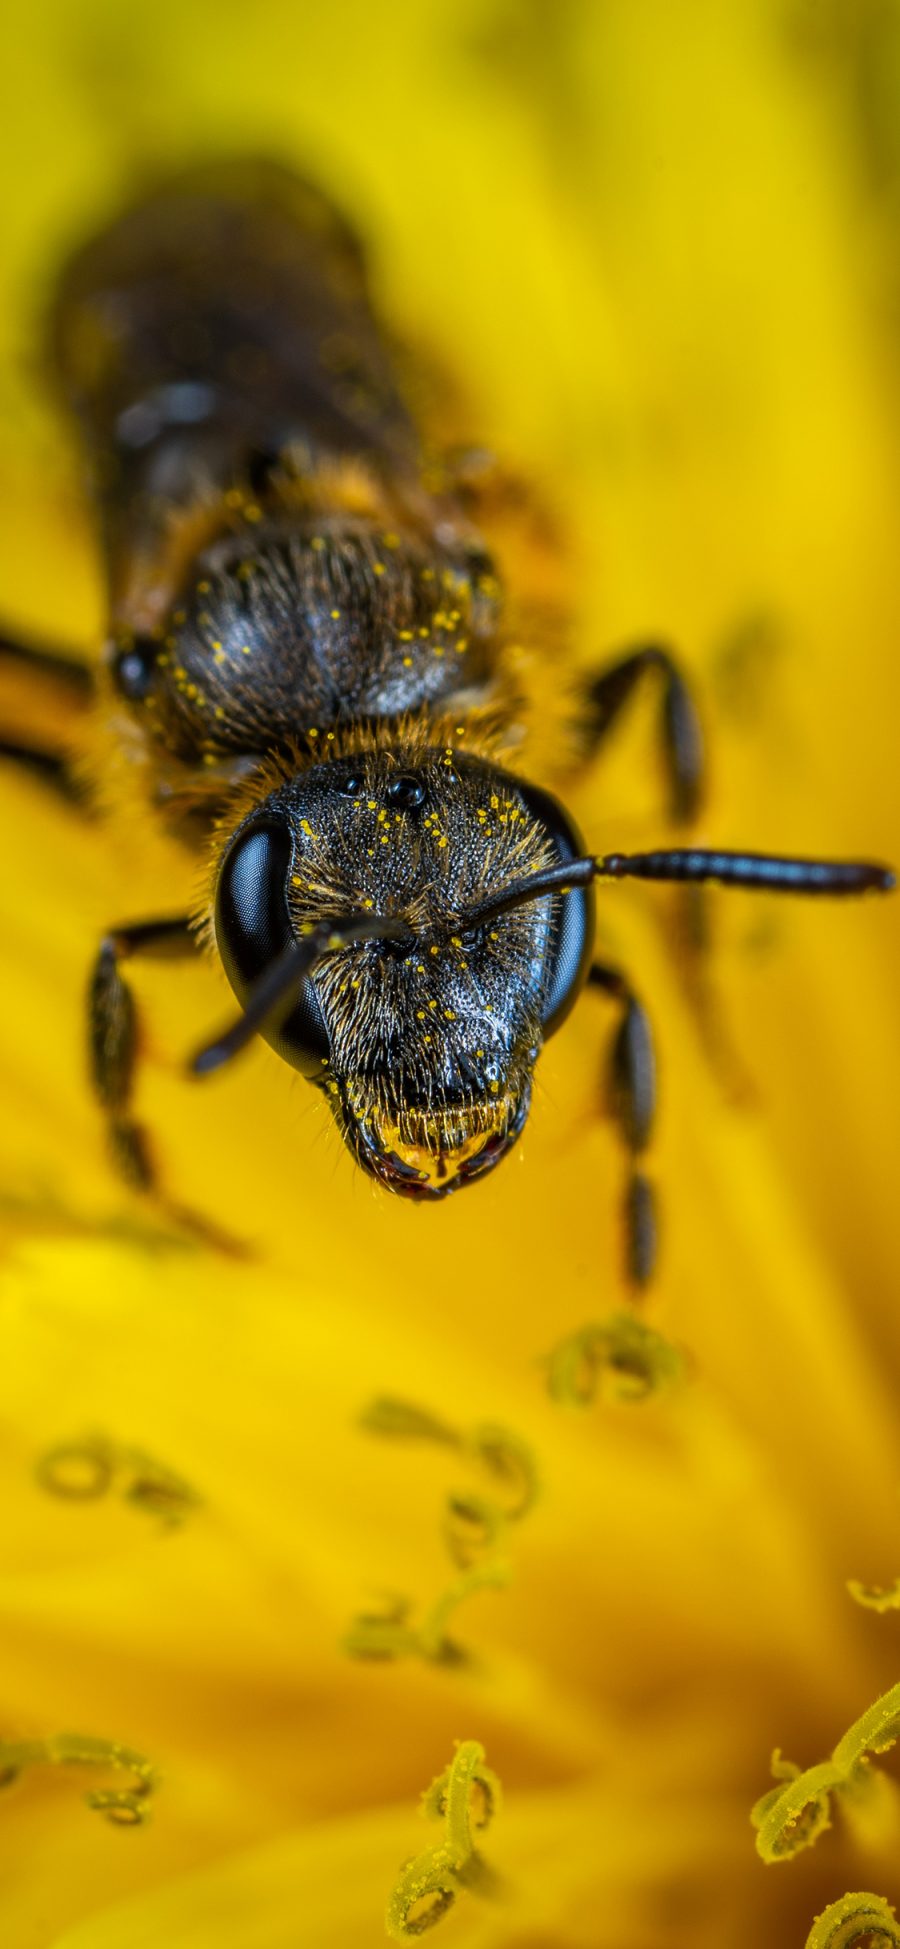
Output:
[
  {"xmin": 578, "ymin": 644, "xmax": 704, "ymax": 823},
  {"xmin": 88, "ymin": 918, "xmax": 197, "ymax": 1193},
  {"xmin": 587, "ymin": 960, "xmax": 658, "ymax": 1290}
]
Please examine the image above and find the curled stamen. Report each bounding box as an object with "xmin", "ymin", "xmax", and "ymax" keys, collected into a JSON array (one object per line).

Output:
[
  {"xmin": 848, "ymin": 1577, "xmax": 900, "ymax": 1614},
  {"xmin": 848, "ymin": 1497, "xmax": 900, "ymax": 1612},
  {"xmin": 343, "ymin": 1594, "xmax": 419, "ymax": 1661},
  {"xmin": 358, "ymin": 1398, "xmax": 459, "ymax": 1447},
  {"xmin": 359, "ymin": 1398, "xmax": 538, "ymax": 1516},
  {"xmin": 352, "ymin": 1396, "xmax": 536, "ymax": 1661},
  {"xmin": 804, "ymin": 1891, "xmax": 900, "ymax": 1947},
  {"xmin": 546, "ymin": 1311, "xmax": 687, "ymax": 1407},
  {"xmin": 35, "ymin": 1433, "xmax": 200, "ymax": 1527},
  {"xmin": 463, "ymin": 1423, "xmax": 538, "ymax": 1520},
  {"xmin": 0, "ymin": 1732, "xmax": 157, "ymax": 1826},
  {"xmin": 385, "ymin": 1741, "xmax": 501, "ymax": 1941},
  {"xmin": 442, "ymin": 1493, "xmax": 508, "ymax": 1569},
  {"xmin": 752, "ymin": 1682, "xmax": 900, "ymax": 1863},
  {"xmin": 35, "ymin": 1435, "xmax": 114, "ymax": 1499},
  {"xmin": 416, "ymin": 1561, "xmax": 511, "ymax": 1662},
  {"xmin": 751, "ymin": 1752, "xmax": 833, "ymax": 1861},
  {"xmin": 344, "ymin": 1562, "xmax": 509, "ymax": 1666}
]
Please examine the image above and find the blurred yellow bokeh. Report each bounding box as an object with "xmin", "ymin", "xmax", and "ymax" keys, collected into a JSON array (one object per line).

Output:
[{"xmin": 1, "ymin": 2, "xmax": 900, "ymax": 1945}]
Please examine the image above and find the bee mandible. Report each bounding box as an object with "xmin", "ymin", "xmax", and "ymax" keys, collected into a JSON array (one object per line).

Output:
[{"xmin": 1, "ymin": 160, "xmax": 893, "ymax": 1283}]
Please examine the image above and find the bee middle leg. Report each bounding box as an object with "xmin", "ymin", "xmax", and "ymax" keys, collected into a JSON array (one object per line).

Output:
[
  {"xmin": 89, "ymin": 918, "xmax": 198, "ymax": 1193},
  {"xmin": 578, "ymin": 644, "xmax": 705, "ymax": 823},
  {"xmin": 587, "ymin": 960, "xmax": 658, "ymax": 1291},
  {"xmin": 0, "ymin": 627, "xmax": 93, "ymax": 800}
]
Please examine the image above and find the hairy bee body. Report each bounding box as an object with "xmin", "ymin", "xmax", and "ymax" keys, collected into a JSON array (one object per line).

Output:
[
  {"xmin": 20, "ymin": 159, "xmax": 886, "ymax": 1232},
  {"xmin": 53, "ymin": 160, "xmax": 590, "ymax": 1199}
]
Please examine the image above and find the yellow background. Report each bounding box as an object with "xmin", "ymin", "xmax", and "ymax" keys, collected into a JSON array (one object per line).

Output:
[{"xmin": 1, "ymin": 2, "xmax": 899, "ymax": 1944}]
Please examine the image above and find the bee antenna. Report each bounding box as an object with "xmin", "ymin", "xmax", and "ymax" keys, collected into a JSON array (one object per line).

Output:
[
  {"xmin": 190, "ymin": 913, "xmax": 413, "ymax": 1076},
  {"xmin": 463, "ymin": 847, "xmax": 894, "ymax": 930}
]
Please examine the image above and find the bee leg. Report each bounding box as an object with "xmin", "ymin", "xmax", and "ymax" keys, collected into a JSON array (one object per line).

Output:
[
  {"xmin": 587, "ymin": 960, "xmax": 658, "ymax": 1290},
  {"xmin": 0, "ymin": 629, "xmax": 92, "ymax": 799},
  {"xmin": 578, "ymin": 644, "xmax": 705, "ymax": 823},
  {"xmin": 89, "ymin": 918, "xmax": 197, "ymax": 1193},
  {"xmin": 0, "ymin": 738, "xmax": 83, "ymax": 798}
]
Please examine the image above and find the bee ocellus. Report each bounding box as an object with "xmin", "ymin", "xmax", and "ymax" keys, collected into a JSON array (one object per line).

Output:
[{"xmin": 2, "ymin": 160, "xmax": 893, "ymax": 1279}]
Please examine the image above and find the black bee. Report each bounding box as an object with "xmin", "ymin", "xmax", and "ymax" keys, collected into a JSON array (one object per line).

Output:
[{"xmin": 1, "ymin": 160, "xmax": 892, "ymax": 1281}]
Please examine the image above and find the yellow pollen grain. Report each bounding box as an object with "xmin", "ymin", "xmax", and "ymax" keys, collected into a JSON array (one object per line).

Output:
[
  {"xmin": 384, "ymin": 532, "xmax": 399, "ymax": 548},
  {"xmin": 330, "ymin": 609, "xmax": 341, "ymax": 620},
  {"xmin": 416, "ymin": 1010, "xmax": 426, "ymax": 1021},
  {"xmin": 402, "ymin": 656, "xmax": 413, "ymax": 667},
  {"xmin": 245, "ymin": 503, "xmax": 262, "ymax": 522},
  {"xmin": 444, "ymin": 1009, "xmax": 456, "ymax": 1020},
  {"xmin": 362, "ymin": 897, "xmax": 373, "ymax": 909},
  {"xmin": 373, "ymin": 561, "xmax": 386, "ymax": 575},
  {"xmin": 237, "ymin": 562, "xmax": 253, "ymax": 581},
  {"xmin": 399, "ymin": 630, "xmax": 414, "ymax": 642},
  {"xmin": 429, "ymin": 945, "xmax": 440, "ymax": 956},
  {"xmin": 490, "ymin": 1079, "xmax": 499, "ymax": 1093},
  {"xmin": 351, "ymin": 978, "xmax": 360, "ymax": 990},
  {"xmin": 451, "ymin": 936, "xmax": 462, "ymax": 948},
  {"xmin": 241, "ymin": 644, "xmax": 252, "ymax": 656},
  {"xmin": 300, "ymin": 819, "xmax": 314, "ymax": 836},
  {"xmin": 428, "ymin": 999, "xmax": 437, "ymax": 1010},
  {"xmin": 311, "ymin": 536, "xmax": 325, "ymax": 550},
  {"xmin": 291, "ymin": 875, "xmax": 303, "ymax": 887},
  {"xmin": 421, "ymin": 567, "xmax": 434, "ymax": 580}
]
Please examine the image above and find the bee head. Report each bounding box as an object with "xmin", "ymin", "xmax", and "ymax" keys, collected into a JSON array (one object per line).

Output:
[{"xmin": 212, "ymin": 746, "xmax": 594, "ymax": 1197}]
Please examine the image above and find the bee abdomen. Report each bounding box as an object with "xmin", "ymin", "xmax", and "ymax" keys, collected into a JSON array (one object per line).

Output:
[{"xmin": 52, "ymin": 160, "xmax": 420, "ymax": 623}]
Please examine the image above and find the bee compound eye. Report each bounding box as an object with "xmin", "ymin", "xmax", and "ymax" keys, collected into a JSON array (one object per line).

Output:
[
  {"xmin": 110, "ymin": 638, "xmax": 157, "ymax": 700},
  {"xmin": 387, "ymin": 774, "xmax": 425, "ymax": 811},
  {"xmin": 514, "ymin": 779, "xmax": 596, "ymax": 1035},
  {"xmin": 215, "ymin": 817, "xmax": 331, "ymax": 1076}
]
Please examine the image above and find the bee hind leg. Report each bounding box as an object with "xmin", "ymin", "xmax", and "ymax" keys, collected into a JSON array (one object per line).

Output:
[
  {"xmin": 587, "ymin": 960, "xmax": 659, "ymax": 1291},
  {"xmin": 577, "ymin": 644, "xmax": 704, "ymax": 824}
]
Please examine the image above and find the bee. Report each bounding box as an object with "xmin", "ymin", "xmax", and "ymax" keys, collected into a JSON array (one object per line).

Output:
[{"xmin": 1, "ymin": 160, "xmax": 892, "ymax": 1282}]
